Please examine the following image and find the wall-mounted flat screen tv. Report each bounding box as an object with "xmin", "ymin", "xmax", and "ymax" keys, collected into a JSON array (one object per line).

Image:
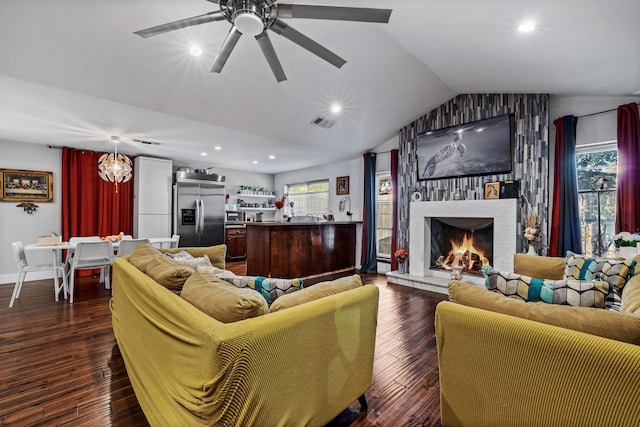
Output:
[{"xmin": 416, "ymin": 114, "xmax": 514, "ymax": 181}]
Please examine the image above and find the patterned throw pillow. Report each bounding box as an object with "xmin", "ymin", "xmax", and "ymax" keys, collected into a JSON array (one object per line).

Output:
[
  {"xmin": 564, "ymin": 251, "xmax": 636, "ymax": 295},
  {"xmin": 221, "ymin": 276, "xmax": 304, "ymax": 305},
  {"xmin": 482, "ymin": 266, "xmax": 611, "ymax": 309}
]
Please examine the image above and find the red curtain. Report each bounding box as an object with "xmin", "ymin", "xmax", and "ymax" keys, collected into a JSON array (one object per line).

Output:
[
  {"xmin": 615, "ymin": 103, "xmax": 640, "ymax": 233},
  {"xmin": 390, "ymin": 149, "xmax": 399, "ymax": 271},
  {"xmin": 61, "ymin": 147, "xmax": 134, "ymax": 241}
]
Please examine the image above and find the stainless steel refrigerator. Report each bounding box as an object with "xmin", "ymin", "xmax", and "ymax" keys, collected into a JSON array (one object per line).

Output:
[{"xmin": 173, "ymin": 171, "xmax": 225, "ymax": 247}]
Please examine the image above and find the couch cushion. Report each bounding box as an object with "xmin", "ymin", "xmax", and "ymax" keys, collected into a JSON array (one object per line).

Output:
[
  {"xmin": 269, "ymin": 274, "xmax": 363, "ymax": 312},
  {"xmin": 181, "ymin": 272, "xmax": 268, "ymax": 323},
  {"xmin": 448, "ymin": 280, "xmax": 640, "ymax": 345},
  {"xmin": 564, "ymin": 251, "xmax": 637, "ymax": 295},
  {"xmin": 146, "ymin": 256, "xmax": 195, "ymax": 293},
  {"xmin": 482, "ymin": 266, "xmax": 610, "ymax": 309},
  {"xmin": 128, "ymin": 243, "xmax": 163, "ymax": 274},
  {"xmin": 160, "ymin": 245, "xmax": 226, "ymax": 269},
  {"xmin": 513, "ymin": 254, "xmax": 565, "ymax": 280},
  {"xmin": 221, "ymin": 276, "xmax": 304, "ymax": 305}
]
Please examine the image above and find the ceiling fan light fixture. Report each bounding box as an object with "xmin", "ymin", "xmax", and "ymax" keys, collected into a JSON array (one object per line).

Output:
[{"xmin": 234, "ymin": 12, "xmax": 264, "ymax": 36}]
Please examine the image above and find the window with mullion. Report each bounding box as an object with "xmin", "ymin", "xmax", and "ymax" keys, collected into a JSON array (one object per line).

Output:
[
  {"xmin": 286, "ymin": 180, "xmax": 329, "ymax": 217},
  {"xmin": 376, "ymin": 172, "xmax": 393, "ymax": 258}
]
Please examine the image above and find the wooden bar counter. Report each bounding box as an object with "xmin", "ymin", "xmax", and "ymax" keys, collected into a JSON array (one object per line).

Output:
[{"xmin": 245, "ymin": 221, "xmax": 358, "ymax": 278}]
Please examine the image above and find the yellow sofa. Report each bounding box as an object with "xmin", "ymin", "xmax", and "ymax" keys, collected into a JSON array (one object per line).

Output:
[
  {"xmin": 436, "ymin": 254, "xmax": 640, "ymax": 427},
  {"xmin": 110, "ymin": 246, "xmax": 379, "ymax": 427}
]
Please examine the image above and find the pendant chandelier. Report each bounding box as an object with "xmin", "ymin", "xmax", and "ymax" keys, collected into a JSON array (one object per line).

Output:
[{"xmin": 98, "ymin": 136, "xmax": 133, "ymax": 192}]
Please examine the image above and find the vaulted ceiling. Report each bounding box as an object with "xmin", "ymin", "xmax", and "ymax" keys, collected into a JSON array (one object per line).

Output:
[{"xmin": 1, "ymin": 0, "xmax": 638, "ymax": 173}]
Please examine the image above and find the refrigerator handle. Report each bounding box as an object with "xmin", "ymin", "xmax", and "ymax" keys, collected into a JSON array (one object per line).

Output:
[
  {"xmin": 195, "ymin": 199, "xmax": 201, "ymax": 235},
  {"xmin": 199, "ymin": 198, "xmax": 205, "ymax": 235}
]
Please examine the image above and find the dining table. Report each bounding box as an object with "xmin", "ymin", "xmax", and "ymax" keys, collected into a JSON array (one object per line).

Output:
[{"xmin": 24, "ymin": 236, "xmax": 177, "ymax": 300}]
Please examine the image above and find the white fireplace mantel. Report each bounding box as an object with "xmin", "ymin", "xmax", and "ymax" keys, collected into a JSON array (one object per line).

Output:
[{"xmin": 388, "ymin": 199, "xmax": 517, "ymax": 293}]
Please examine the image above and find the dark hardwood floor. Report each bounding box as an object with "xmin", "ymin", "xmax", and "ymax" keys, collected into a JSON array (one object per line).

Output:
[{"xmin": 0, "ymin": 263, "xmax": 447, "ymax": 426}]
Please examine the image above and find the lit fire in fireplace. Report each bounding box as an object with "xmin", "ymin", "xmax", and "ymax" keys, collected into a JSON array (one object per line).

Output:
[{"xmin": 438, "ymin": 233, "xmax": 490, "ymax": 273}]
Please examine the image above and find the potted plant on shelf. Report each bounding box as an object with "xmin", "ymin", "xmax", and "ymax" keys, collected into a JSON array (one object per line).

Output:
[{"xmin": 395, "ymin": 248, "xmax": 409, "ymax": 274}]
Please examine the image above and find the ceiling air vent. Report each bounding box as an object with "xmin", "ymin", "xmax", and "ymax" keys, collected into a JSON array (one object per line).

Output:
[
  {"xmin": 310, "ymin": 115, "xmax": 336, "ymax": 129},
  {"xmin": 132, "ymin": 138, "xmax": 161, "ymax": 146}
]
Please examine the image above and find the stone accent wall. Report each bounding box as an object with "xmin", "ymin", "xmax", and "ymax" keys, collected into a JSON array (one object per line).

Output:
[{"xmin": 398, "ymin": 94, "xmax": 550, "ymax": 255}]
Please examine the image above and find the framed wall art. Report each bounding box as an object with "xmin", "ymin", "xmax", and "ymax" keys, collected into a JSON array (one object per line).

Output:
[
  {"xmin": 484, "ymin": 181, "xmax": 500, "ymax": 200},
  {"xmin": 336, "ymin": 176, "xmax": 349, "ymax": 195},
  {"xmin": 1, "ymin": 169, "xmax": 54, "ymax": 202}
]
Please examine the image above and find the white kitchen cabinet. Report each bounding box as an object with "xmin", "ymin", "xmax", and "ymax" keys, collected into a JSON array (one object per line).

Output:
[{"xmin": 134, "ymin": 157, "xmax": 172, "ymax": 238}]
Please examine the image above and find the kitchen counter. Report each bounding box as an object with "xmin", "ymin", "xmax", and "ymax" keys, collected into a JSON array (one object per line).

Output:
[
  {"xmin": 243, "ymin": 220, "xmax": 359, "ymax": 226},
  {"xmin": 245, "ymin": 221, "xmax": 360, "ymax": 278}
]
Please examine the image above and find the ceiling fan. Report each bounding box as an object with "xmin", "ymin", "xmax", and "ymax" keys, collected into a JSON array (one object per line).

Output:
[{"xmin": 134, "ymin": 0, "xmax": 392, "ymax": 82}]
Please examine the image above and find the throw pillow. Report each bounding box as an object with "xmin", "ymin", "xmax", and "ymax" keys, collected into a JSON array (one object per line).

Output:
[
  {"xmin": 221, "ymin": 276, "xmax": 304, "ymax": 305},
  {"xmin": 269, "ymin": 274, "xmax": 362, "ymax": 312},
  {"xmin": 165, "ymin": 251, "xmax": 213, "ymax": 269},
  {"xmin": 161, "ymin": 245, "xmax": 226, "ymax": 269},
  {"xmin": 564, "ymin": 251, "xmax": 637, "ymax": 295},
  {"xmin": 128, "ymin": 243, "xmax": 163, "ymax": 274},
  {"xmin": 146, "ymin": 256, "xmax": 195, "ymax": 293},
  {"xmin": 181, "ymin": 272, "xmax": 268, "ymax": 323},
  {"xmin": 482, "ymin": 266, "xmax": 611, "ymax": 308}
]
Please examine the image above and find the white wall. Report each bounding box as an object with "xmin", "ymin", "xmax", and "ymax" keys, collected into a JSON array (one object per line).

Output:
[
  {"xmin": 275, "ymin": 157, "xmax": 363, "ymax": 221},
  {"xmin": 0, "ymin": 139, "xmax": 63, "ymax": 284}
]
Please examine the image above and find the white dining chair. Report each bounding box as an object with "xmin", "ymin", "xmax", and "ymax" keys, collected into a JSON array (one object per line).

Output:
[
  {"xmin": 116, "ymin": 238, "xmax": 150, "ymax": 257},
  {"xmin": 10, "ymin": 241, "xmax": 67, "ymax": 308},
  {"xmin": 68, "ymin": 240, "xmax": 114, "ymax": 303},
  {"xmin": 170, "ymin": 234, "xmax": 180, "ymax": 249}
]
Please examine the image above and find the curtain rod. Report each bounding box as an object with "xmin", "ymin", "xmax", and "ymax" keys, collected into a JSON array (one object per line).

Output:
[{"xmin": 578, "ymin": 102, "xmax": 640, "ymax": 118}]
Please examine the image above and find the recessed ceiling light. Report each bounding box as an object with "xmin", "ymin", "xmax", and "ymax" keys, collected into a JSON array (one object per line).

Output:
[
  {"xmin": 190, "ymin": 45, "xmax": 203, "ymax": 56},
  {"xmin": 518, "ymin": 21, "xmax": 536, "ymax": 33},
  {"xmin": 252, "ymin": 160, "xmax": 259, "ymax": 164},
  {"xmin": 268, "ymin": 155, "xmax": 276, "ymax": 160},
  {"xmin": 331, "ymin": 103, "xmax": 342, "ymax": 113},
  {"xmin": 201, "ymin": 152, "xmax": 207, "ymax": 156},
  {"xmin": 214, "ymin": 146, "xmax": 222, "ymax": 150}
]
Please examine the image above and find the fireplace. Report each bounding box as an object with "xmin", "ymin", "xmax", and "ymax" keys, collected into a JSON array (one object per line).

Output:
[
  {"xmin": 385, "ymin": 199, "xmax": 517, "ymax": 294},
  {"xmin": 430, "ymin": 218, "xmax": 493, "ymax": 276}
]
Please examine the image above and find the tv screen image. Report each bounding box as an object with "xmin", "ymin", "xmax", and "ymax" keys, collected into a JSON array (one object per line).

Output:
[{"xmin": 416, "ymin": 114, "xmax": 514, "ymax": 181}]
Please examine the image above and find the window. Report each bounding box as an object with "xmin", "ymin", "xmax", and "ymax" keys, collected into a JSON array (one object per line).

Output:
[
  {"xmin": 376, "ymin": 172, "xmax": 393, "ymax": 258},
  {"xmin": 575, "ymin": 146, "xmax": 617, "ymax": 256},
  {"xmin": 285, "ymin": 180, "xmax": 329, "ymax": 217}
]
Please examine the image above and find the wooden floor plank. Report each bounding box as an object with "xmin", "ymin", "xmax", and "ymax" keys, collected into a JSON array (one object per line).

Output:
[{"xmin": 0, "ymin": 263, "xmax": 447, "ymax": 426}]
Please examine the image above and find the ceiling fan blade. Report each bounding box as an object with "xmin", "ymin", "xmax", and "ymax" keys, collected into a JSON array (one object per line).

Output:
[
  {"xmin": 255, "ymin": 32, "xmax": 287, "ymax": 82},
  {"xmin": 276, "ymin": 4, "xmax": 392, "ymax": 23},
  {"xmin": 211, "ymin": 26, "xmax": 242, "ymax": 73},
  {"xmin": 270, "ymin": 19, "xmax": 346, "ymax": 69},
  {"xmin": 134, "ymin": 11, "xmax": 226, "ymax": 38}
]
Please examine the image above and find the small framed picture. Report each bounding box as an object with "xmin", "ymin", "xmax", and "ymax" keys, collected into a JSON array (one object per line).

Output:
[
  {"xmin": 336, "ymin": 176, "xmax": 349, "ymax": 195},
  {"xmin": 484, "ymin": 181, "xmax": 500, "ymax": 200}
]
